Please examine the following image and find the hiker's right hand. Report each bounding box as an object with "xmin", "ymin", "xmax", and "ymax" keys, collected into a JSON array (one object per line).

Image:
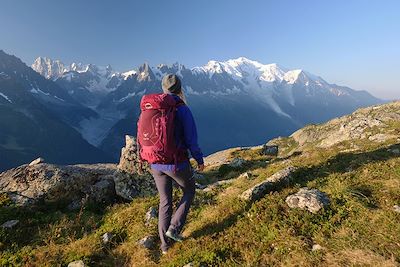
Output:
[{"xmin": 197, "ymin": 164, "xmax": 205, "ymax": 172}]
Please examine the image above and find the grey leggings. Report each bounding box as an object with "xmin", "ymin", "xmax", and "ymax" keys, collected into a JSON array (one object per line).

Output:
[{"xmin": 150, "ymin": 166, "xmax": 196, "ymax": 251}]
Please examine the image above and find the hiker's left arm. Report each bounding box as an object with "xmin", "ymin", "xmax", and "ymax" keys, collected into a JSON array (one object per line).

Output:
[{"xmin": 180, "ymin": 107, "xmax": 204, "ymax": 165}]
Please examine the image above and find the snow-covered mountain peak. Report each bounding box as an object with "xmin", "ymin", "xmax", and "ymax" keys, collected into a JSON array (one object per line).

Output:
[
  {"xmin": 284, "ymin": 69, "xmax": 304, "ymax": 84},
  {"xmin": 70, "ymin": 62, "xmax": 88, "ymax": 73},
  {"xmin": 283, "ymin": 69, "xmax": 327, "ymax": 85},
  {"xmin": 32, "ymin": 57, "xmax": 118, "ymax": 79},
  {"xmin": 193, "ymin": 57, "xmax": 288, "ymax": 82},
  {"xmin": 32, "ymin": 57, "xmax": 67, "ymax": 80},
  {"xmin": 32, "ymin": 57, "xmax": 124, "ymax": 95},
  {"xmin": 191, "ymin": 57, "xmax": 331, "ymax": 85},
  {"xmin": 121, "ymin": 70, "xmax": 137, "ymax": 80},
  {"xmin": 225, "ymin": 57, "xmax": 265, "ymax": 68}
]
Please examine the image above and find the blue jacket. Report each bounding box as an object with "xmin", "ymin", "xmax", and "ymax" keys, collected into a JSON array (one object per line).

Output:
[{"xmin": 151, "ymin": 94, "xmax": 204, "ymax": 171}]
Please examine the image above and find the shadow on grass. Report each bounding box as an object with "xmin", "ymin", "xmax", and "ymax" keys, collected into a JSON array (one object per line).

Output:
[
  {"xmin": 189, "ymin": 205, "xmax": 247, "ymax": 239},
  {"xmin": 188, "ymin": 143, "xmax": 400, "ymax": 240}
]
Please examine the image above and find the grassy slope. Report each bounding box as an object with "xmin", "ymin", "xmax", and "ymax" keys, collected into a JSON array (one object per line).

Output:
[{"xmin": 1, "ymin": 112, "xmax": 400, "ymax": 266}]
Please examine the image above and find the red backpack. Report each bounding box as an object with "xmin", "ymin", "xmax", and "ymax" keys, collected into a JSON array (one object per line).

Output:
[{"xmin": 137, "ymin": 93, "xmax": 187, "ymax": 165}]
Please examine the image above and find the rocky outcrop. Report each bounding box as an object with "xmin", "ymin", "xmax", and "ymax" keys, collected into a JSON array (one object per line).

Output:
[
  {"xmin": 204, "ymin": 147, "xmax": 242, "ymax": 168},
  {"xmin": 286, "ymin": 188, "xmax": 330, "ymax": 213},
  {"xmin": 118, "ymin": 135, "xmax": 142, "ymax": 175},
  {"xmin": 0, "ymin": 163, "xmax": 117, "ymax": 206},
  {"xmin": 240, "ymin": 166, "xmax": 296, "ymax": 202},
  {"xmin": 29, "ymin": 157, "xmax": 45, "ymax": 166},
  {"xmin": 115, "ymin": 135, "xmax": 156, "ymax": 200},
  {"xmin": 113, "ymin": 171, "xmax": 156, "ymax": 201},
  {"xmin": 229, "ymin": 158, "xmax": 246, "ymax": 168},
  {"xmin": 260, "ymin": 145, "xmax": 278, "ymax": 156},
  {"xmin": 290, "ymin": 101, "xmax": 400, "ymax": 149},
  {"xmin": 0, "ymin": 135, "xmax": 156, "ymax": 206}
]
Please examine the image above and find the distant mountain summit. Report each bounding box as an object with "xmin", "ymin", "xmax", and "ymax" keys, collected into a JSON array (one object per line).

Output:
[{"xmin": 31, "ymin": 57, "xmax": 67, "ymax": 80}]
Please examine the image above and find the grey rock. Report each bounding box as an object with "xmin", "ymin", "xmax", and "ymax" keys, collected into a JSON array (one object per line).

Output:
[
  {"xmin": 192, "ymin": 171, "xmax": 205, "ymax": 181},
  {"xmin": 118, "ymin": 135, "xmax": 146, "ymax": 175},
  {"xmin": 229, "ymin": 158, "xmax": 246, "ymax": 168},
  {"xmin": 286, "ymin": 188, "xmax": 330, "ymax": 213},
  {"xmin": 29, "ymin": 157, "xmax": 45, "ymax": 166},
  {"xmin": 1, "ymin": 219, "xmax": 19, "ymax": 229},
  {"xmin": 369, "ymin": 133, "xmax": 394, "ymax": 143},
  {"xmin": 113, "ymin": 172, "xmax": 140, "ymax": 201},
  {"xmin": 113, "ymin": 135, "xmax": 156, "ymax": 201},
  {"xmin": 239, "ymin": 172, "xmax": 252, "ymax": 179},
  {"xmin": 195, "ymin": 182, "xmax": 207, "ymax": 190},
  {"xmin": 87, "ymin": 178, "xmax": 115, "ymax": 203},
  {"xmin": 138, "ymin": 236, "xmax": 155, "ymax": 249},
  {"xmin": 67, "ymin": 199, "xmax": 83, "ymax": 211},
  {"xmin": 202, "ymin": 178, "xmax": 236, "ymax": 192},
  {"xmin": 390, "ymin": 148, "xmax": 400, "ymax": 154},
  {"xmin": 67, "ymin": 260, "xmax": 85, "ymax": 267},
  {"xmin": 393, "ymin": 205, "xmax": 400, "ymax": 213},
  {"xmin": 203, "ymin": 147, "xmax": 241, "ymax": 168},
  {"xmin": 240, "ymin": 166, "xmax": 296, "ymax": 202},
  {"xmin": 145, "ymin": 207, "xmax": 158, "ymax": 223},
  {"xmin": 261, "ymin": 145, "xmax": 279, "ymax": 156},
  {"xmin": 183, "ymin": 263, "xmax": 194, "ymax": 267},
  {"xmin": 113, "ymin": 171, "xmax": 156, "ymax": 201},
  {"xmin": 0, "ymin": 163, "xmax": 117, "ymax": 206},
  {"xmin": 312, "ymin": 244, "xmax": 323, "ymax": 251},
  {"xmin": 102, "ymin": 232, "xmax": 113, "ymax": 244},
  {"xmin": 0, "ymin": 134, "xmax": 159, "ymax": 207}
]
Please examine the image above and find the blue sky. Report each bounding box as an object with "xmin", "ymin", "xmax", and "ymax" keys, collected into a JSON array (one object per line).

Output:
[{"xmin": 0, "ymin": 0, "xmax": 399, "ymax": 99}]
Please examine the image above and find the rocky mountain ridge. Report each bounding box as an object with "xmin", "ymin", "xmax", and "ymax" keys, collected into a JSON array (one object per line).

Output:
[{"xmin": 0, "ymin": 50, "xmax": 384, "ymax": 172}]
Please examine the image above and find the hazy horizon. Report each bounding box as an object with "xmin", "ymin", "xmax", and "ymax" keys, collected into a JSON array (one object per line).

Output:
[{"xmin": 1, "ymin": 0, "xmax": 399, "ymax": 100}]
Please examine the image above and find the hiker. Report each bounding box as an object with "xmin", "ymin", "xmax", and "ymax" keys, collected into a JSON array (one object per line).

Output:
[{"xmin": 137, "ymin": 74, "xmax": 204, "ymax": 254}]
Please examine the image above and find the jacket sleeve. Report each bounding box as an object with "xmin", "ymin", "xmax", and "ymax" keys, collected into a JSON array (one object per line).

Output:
[{"xmin": 178, "ymin": 106, "xmax": 204, "ymax": 165}]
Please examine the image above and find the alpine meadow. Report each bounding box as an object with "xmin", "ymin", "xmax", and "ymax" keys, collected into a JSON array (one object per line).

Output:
[{"xmin": 1, "ymin": 1, "xmax": 399, "ymax": 267}]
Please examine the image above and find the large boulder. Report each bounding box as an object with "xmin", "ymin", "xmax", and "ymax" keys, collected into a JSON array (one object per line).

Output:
[
  {"xmin": 0, "ymin": 163, "xmax": 117, "ymax": 206},
  {"xmin": 0, "ymin": 135, "xmax": 158, "ymax": 206}
]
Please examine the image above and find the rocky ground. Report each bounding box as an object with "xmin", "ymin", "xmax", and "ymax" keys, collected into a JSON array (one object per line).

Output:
[{"xmin": 0, "ymin": 101, "xmax": 399, "ymax": 266}]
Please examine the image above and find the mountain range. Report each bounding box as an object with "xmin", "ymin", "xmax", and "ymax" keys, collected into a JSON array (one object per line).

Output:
[{"xmin": 0, "ymin": 50, "xmax": 382, "ymax": 170}]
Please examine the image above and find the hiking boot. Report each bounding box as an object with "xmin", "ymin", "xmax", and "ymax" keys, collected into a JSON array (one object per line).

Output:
[{"xmin": 165, "ymin": 228, "xmax": 183, "ymax": 242}]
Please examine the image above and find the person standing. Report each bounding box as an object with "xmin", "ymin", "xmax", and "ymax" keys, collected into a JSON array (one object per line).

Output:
[{"xmin": 137, "ymin": 74, "xmax": 204, "ymax": 254}]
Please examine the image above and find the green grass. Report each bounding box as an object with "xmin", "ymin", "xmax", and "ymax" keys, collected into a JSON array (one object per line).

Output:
[{"xmin": 1, "ymin": 139, "xmax": 400, "ymax": 266}]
